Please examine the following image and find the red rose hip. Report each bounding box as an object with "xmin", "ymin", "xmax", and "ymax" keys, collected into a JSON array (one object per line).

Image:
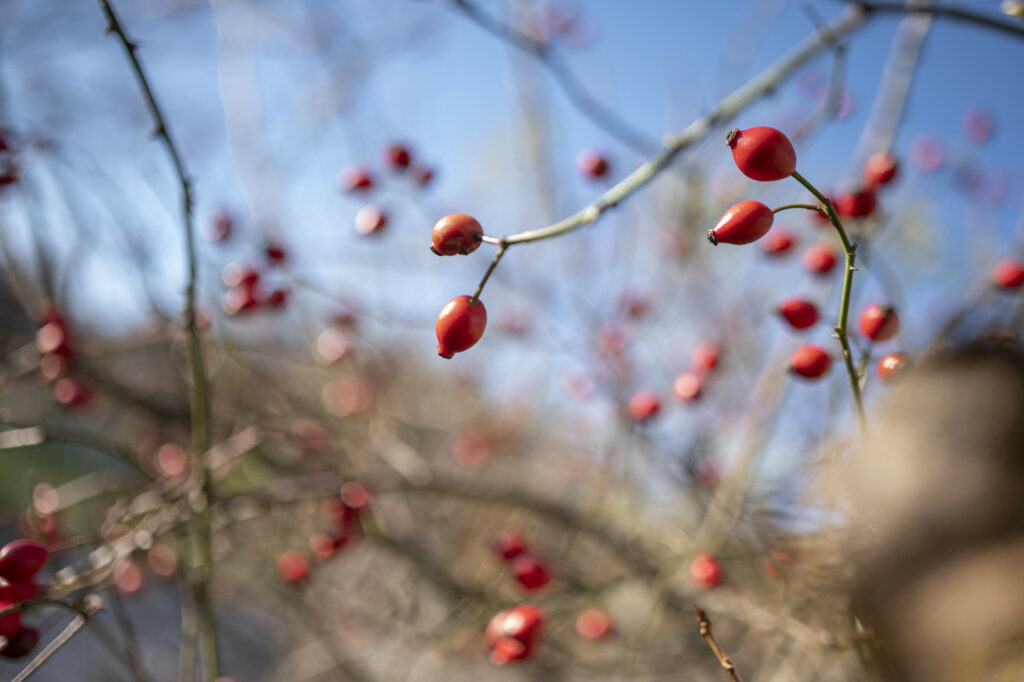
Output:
[
  {"xmin": 789, "ymin": 344, "xmax": 832, "ymax": 379},
  {"xmin": 513, "ymin": 555, "xmax": 552, "ymax": 591},
  {"xmin": 0, "ymin": 627, "xmax": 38, "ymax": 659},
  {"xmin": 835, "ymin": 188, "xmax": 877, "ymax": 218},
  {"xmin": 776, "ymin": 298, "xmax": 819, "ymax": 330},
  {"xmin": 864, "ymin": 152, "xmax": 898, "ymax": 188},
  {"xmin": 692, "ymin": 342, "xmax": 720, "ymax": 373},
  {"xmin": 708, "ymin": 200, "xmax": 774, "ymax": 245},
  {"xmin": 339, "ymin": 166, "xmax": 374, "ymax": 193},
  {"xmin": 672, "ymin": 371, "xmax": 702, "ymax": 402},
  {"xmin": 628, "ymin": 390, "xmax": 660, "ymax": 422},
  {"xmin": 992, "ymin": 259, "xmax": 1024, "ymax": 289},
  {"xmin": 431, "ymin": 214, "xmax": 483, "ymax": 256},
  {"xmin": 383, "ymin": 143, "xmax": 412, "ymax": 171},
  {"xmin": 0, "ymin": 539, "xmax": 48, "ymax": 583},
  {"xmin": 576, "ymin": 149, "xmax": 610, "ymax": 179},
  {"xmin": 492, "ymin": 531, "xmax": 529, "ymax": 561},
  {"xmin": 761, "ymin": 229, "xmax": 796, "ymax": 256},
  {"xmin": 726, "ymin": 126, "xmax": 797, "ymax": 181},
  {"xmin": 802, "ymin": 243, "xmax": 838, "ymax": 275},
  {"xmin": 877, "ymin": 352, "xmax": 910, "ymax": 383},
  {"xmin": 858, "ymin": 304, "xmax": 900, "ymax": 342},
  {"xmin": 690, "ymin": 552, "xmax": 723, "ymax": 589},
  {"xmin": 435, "ymin": 296, "xmax": 487, "ymax": 358}
]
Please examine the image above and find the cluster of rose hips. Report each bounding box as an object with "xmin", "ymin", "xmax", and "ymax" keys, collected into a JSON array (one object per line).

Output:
[
  {"xmin": 492, "ymin": 531, "xmax": 552, "ymax": 591},
  {"xmin": 35, "ymin": 301, "xmax": 94, "ymax": 407},
  {"xmin": 707, "ymin": 126, "xmax": 918, "ymax": 386},
  {"xmin": 424, "ymin": 147, "xmax": 616, "ymax": 358},
  {"xmin": 623, "ymin": 342, "xmax": 720, "ymax": 424},
  {"xmin": 220, "ymin": 257, "xmax": 289, "ymax": 317},
  {"xmin": 340, "ymin": 143, "xmax": 434, "ymax": 238},
  {"xmin": 276, "ymin": 483, "xmax": 370, "ymax": 585},
  {"xmin": 0, "ymin": 539, "xmax": 48, "ymax": 660},
  {"xmin": 486, "ymin": 604, "xmax": 544, "ymax": 665}
]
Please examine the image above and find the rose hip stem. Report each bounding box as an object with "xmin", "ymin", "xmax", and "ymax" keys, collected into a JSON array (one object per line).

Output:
[{"xmin": 790, "ymin": 170, "xmax": 866, "ymax": 432}]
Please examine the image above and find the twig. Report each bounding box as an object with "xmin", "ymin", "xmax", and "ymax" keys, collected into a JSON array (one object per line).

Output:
[
  {"xmin": 694, "ymin": 605, "xmax": 744, "ymax": 682},
  {"xmin": 495, "ymin": 6, "xmax": 866, "ymax": 245},
  {"xmin": 465, "ymin": 6, "xmax": 868, "ymax": 300},
  {"xmin": 108, "ymin": 588, "xmax": 151, "ymax": 682},
  {"xmin": 12, "ymin": 595, "xmax": 103, "ymax": 682},
  {"xmin": 95, "ymin": 2, "xmax": 218, "ymax": 679},
  {"xmin": 791, "ymin": 170, "xmax": 867, "ymax": 431},
  {"xmin": 449, "ymin": 0, "xmax": 660, "ymax": 154}
]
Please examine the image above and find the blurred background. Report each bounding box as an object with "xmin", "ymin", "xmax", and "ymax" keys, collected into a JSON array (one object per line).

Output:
[{"xmin": 0, "ymin": 0, "xmax": 1023, "ymax": 680}]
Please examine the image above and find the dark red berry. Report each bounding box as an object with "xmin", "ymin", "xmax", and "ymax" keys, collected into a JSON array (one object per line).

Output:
[
  {"xmin": 435, "ymin": 296, "xmax": 487, "ymax": 358},
  {"xmin": 264, "ymin": 242, "xmax": 287, "ymax": 265},
  {"xmin": 858, "ymin": 304, "xmax": 900, "ymax": 342},
  {"xmin": 708, "ymin": 200, "xmax": 774, "ymax": 245},
  {"xmin": 0, "ymin": 627, "xmax": 38, "ymax": 658},
  {"xmin": 339, "ymin": 166, "xmax": 374, "ymax": 193},
  {"xmin": 0, "ymin": 582, "xmax": 39, "ymax": 604},
  {"xmin": 802, "ymin": 243, "xmax": 838, "ymax": 275},
  {"xmin": 384, "ymin": 144, "xmax": 412, "ymax": 171},
  {"xmin": 726, "ymin": 126, "xmax": 797, "ymax": 182},
  {"xmin": 692, "ymin": 342, "xmax": 720, "ymax": 374},
  {"xmin": 864, "ymin": 152, "xmax": 898, "ymax": 188},
  {"xmin": 431, "ymin": 214, "xmax": 483, "ymax": 256},
  {"xmin": 789, "ymin": 344, "xmax": 832, "ymax": 379},
  {"xmin": 512, "ymin": 555, "xmax": 552, "ymax": 591},
  {"xmin": 577, "ymin": 149, "xmax": 609, "ymax": 179},
  {"xmin": 492, "ymin": 532, "xmax": 528, "ymax": 561},
  {"xmin": 53, "ymin": 377, "xmax": 93, "ymax": 407},
  {"xmin": 877, "ymin": 352, "xmax": 910, "ymax": 383},
  {"xmin": 761, "ymin": 229, "xmax": 796, "ymax": 256},
  {"xmin": 210, "ymin": 211, "xmax": 233, "ymax": 242},
  {"xmin": 835, "ymin": 188, "xmax": 877, "ymax": 218},
  {"xmin": 776, "ymin": 298, "xmax": 819, "ymax": 330},
  {"xmin": 992, "ymin": 259, "xmax": 1024, "ymax": 289}
]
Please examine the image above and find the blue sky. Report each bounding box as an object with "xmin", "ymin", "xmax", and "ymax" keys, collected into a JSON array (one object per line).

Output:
[{"xmin": 1, "ymin": 0, "xmax": 1022, "ymax": 434}]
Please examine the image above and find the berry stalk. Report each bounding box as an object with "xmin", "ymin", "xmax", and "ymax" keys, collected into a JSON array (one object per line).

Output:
[{"xmin": 790, "ymin": 170, "xmax": 866, "ymax": 431}]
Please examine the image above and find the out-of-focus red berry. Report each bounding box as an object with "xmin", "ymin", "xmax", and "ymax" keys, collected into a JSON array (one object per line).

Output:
[
  {"xmin": 512, "ymin": 555, "xmax": 552, "ymax": 591},
  {"xmin": 802, "ymin": 243, "xmax": 838, "ymax": 275},
  {"xmin": 627, "ymin": 391, "xmax": 660, "ymax": 422},
  {"xmin": 858, "ymin": 304, "xmax": 900, "ymax": 342},
  {"xmin": 690, "ymin": 552, "xmax": 723, "ymax": 588},
  {"xmin": 788, "ymin": 344, "xmax": 832, "ymax": 379}
]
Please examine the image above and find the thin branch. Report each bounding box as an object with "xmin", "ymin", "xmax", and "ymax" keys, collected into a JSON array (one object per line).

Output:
[
  {"xmin": 107, "ymin": 589, "xmax": 151, "ymax": 682},
  {"xmin": 488, "ymin": 6, "xmax": 868, "ymax": 247},
  {"xmin": 773, "ymin": 203, "xmax": 823, "ymax": 214},
  {"xmin": 694, "ymin": 605, "xmax": 744, "ymax": 682},
  {"xmin": 449, "ymin": 0, "xmax": 660, "ymax": 154},
  {"xmin": 95, "ymin": 2, "xmax": 218, "ymax": 678},
  {"xmin": 11, "ymin": 596, "xmax": 103, "ymax": 682},
  {"xmin": 791, "ymin": 171, "xmax": 867, "ymax": 431},
  {"xmin": 851, "ymin": 1, "xmax": 1024, "ymax": 39}
]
